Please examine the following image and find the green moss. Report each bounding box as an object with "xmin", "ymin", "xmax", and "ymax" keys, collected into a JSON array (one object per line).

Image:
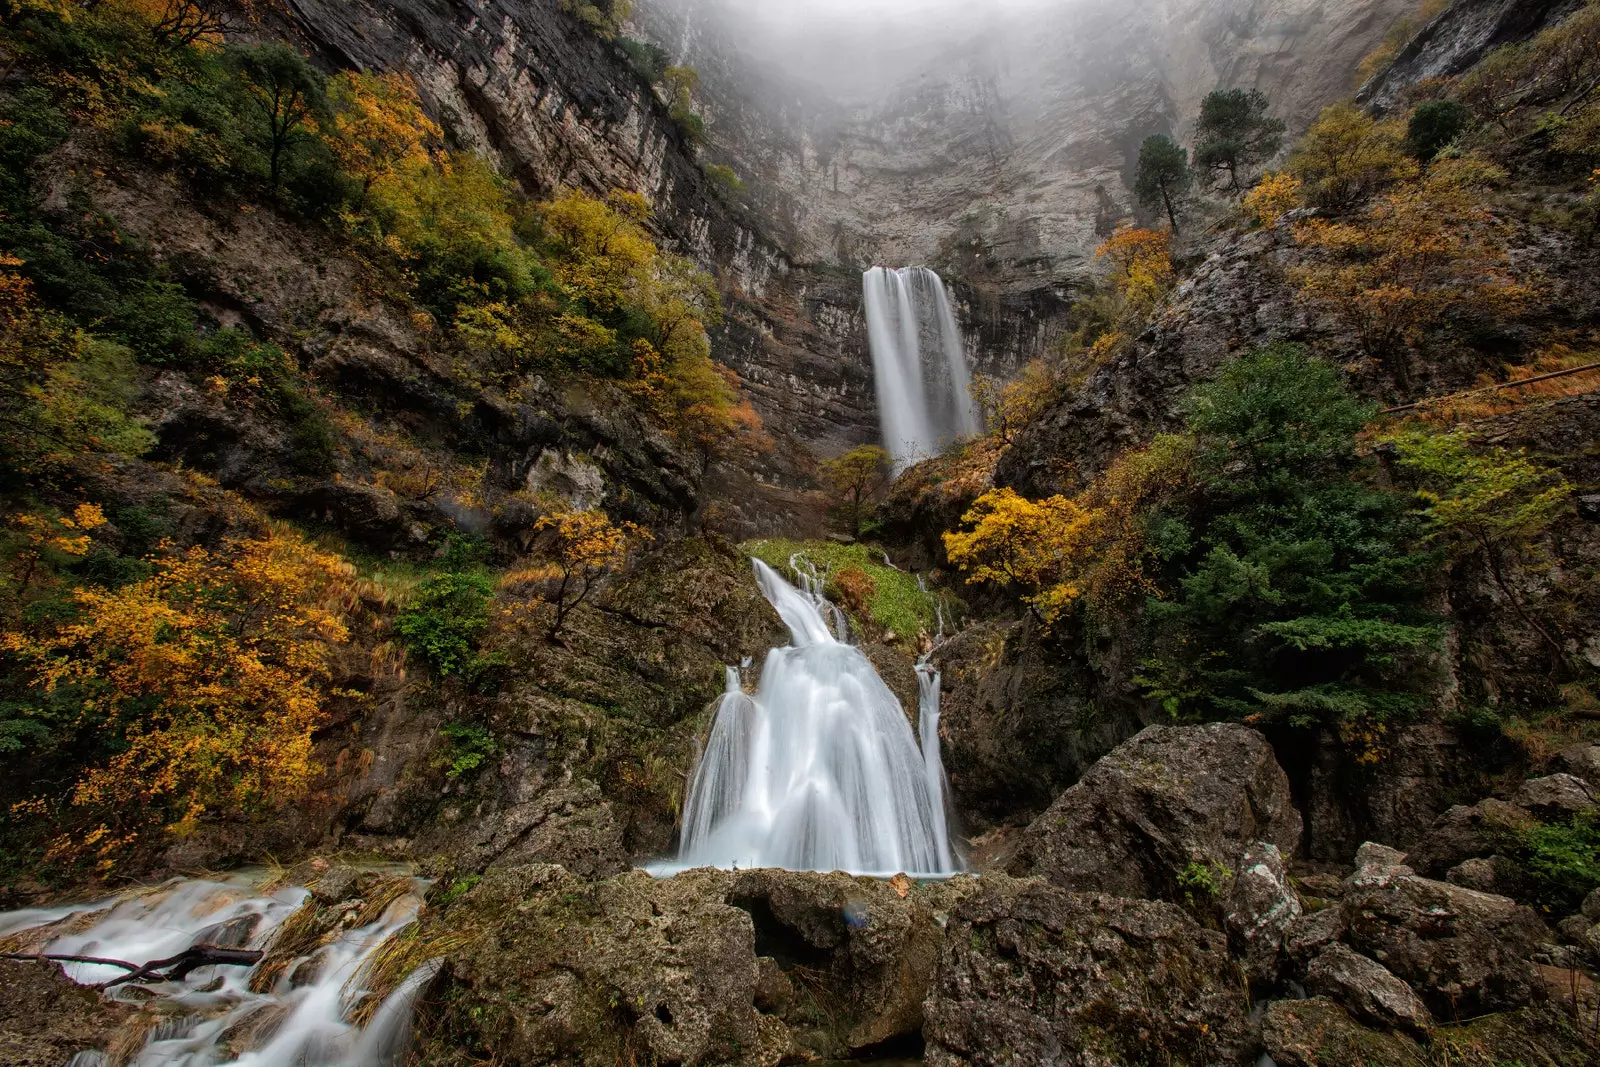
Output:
[{"xmin": 741, "ymin": 538, "xmax": 940, "ymax": 638}]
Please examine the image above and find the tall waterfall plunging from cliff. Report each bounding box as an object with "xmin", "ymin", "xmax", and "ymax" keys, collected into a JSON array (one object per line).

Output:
[
  {"xmin": 862, "ymin": 266, "xmax": 980, "ymax": 471},
  {"xmin": 669, "ymin": 559, "xmax": 957, "ymax": 876}
]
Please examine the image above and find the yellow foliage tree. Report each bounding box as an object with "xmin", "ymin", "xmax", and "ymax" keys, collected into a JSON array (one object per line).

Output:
[
  {"xmin": 944, "ymin": 434, "xmax": 1194, "ymax": 625},
  {"xmin": 1243, "ymin": 171, "xmax": 1305, "ymax": 228},
  {"xmin": 1292, "ymin": 162, "xmax": 1529, "ymax": 381},
  {"xmin": 944, "ymin": 488, "xmax": 1091, "ymax": 625},
  {"xmin": 325, "ymin": 71, "xmax": 442, "ymax": 207},
  {"xmin": 505, "ymin": 508, "xmax": 650, "ymax": 641},
  {"xmin": 969, "ymin": 360, "xmax": 1055, "ymax": 444},
  {"xmin": 1289, "ymin": 103, "xmax": 1417, "ymax": 213},
  {"xmin": 3, "ymin": 528, "xmax": 357, "ymax": 870},
  {"xmin": 1095, "ymin": 223, "xmax": 1173, "ymax": 313}
]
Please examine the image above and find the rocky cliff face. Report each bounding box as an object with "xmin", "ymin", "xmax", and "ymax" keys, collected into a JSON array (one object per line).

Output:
[
  {"xmin": 277, "ymin": 0, "xmax": 1422, "ymax": 471},
  {"xmin": 636, "ymin": 0, "xmax": 1415, "ymax": 386}
]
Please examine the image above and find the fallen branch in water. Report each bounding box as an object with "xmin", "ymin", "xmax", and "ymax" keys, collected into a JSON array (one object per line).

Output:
[{"xmin": 2, "ymin": 944, "xmax": 263, "ymax": 987}]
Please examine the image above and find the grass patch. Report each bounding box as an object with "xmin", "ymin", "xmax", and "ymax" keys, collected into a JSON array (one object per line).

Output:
[{"xmin": 741, "ymin": 538, "xmax": 940, "ymax": 639}]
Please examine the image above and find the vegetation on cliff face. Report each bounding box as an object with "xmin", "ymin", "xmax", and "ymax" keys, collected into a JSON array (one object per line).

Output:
[
  {"xmin": 0, "ymin": 0, "xmax": 769, "ymax": 882},
  {"xmin": 935, "ymin": 0, "xmax": 1600, "ymax": 774}
]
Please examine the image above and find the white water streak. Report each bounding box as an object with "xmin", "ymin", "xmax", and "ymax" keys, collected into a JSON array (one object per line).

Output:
[
  {"xmin": 863, "ymin": 266, "xmax": 979, "ymax": 472},
  {"xmin": 668, "ymin": 560, "xmax": 958, "ymax": 877},
  {"xmin": 0, "ymin": 872, "xmax": 430, "ymax": 1066}
]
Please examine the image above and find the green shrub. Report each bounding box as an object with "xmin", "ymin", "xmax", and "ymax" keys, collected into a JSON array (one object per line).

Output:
[
  {"xmin": 1521, "ymin": 811, "xmax": 1600, "ymax": 913},
  {"xmin": 396, "ymin": 570, "xmax": 496, "ymax": 677},
  {"xmin": 438, "ymin": 722, "xmax": 498, "ymax": 779},
  {"xmin": 109, "ymin": 280, "xmax": 199, "ymax": 364},
  {"xmin": 704, "ymin": 163, "xmax": 744, "ymax": 195},
  {"xmin": 1407, "ymin": 99, "xmax": 1472, "ymax": 160},
  {"xmin": 742, "ymin": 538, "xmax": 942, "ymax": 638}
]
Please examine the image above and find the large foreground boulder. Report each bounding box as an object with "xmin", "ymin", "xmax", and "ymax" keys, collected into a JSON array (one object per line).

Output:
[
  {"xmin": 406, "ymin": 864, "xmax": 979, "ymax": 1066},
  {"xmin": 1004, "ymin": 723, "xmax": 1302, "ymax": 903},
  {"xmin": 0, "ymin": 960, "xmax": 132, "ymax": 1067},
  {"xmin": 1262, "ymin": 998, "xmax": 1428, "ymax": 1067},
  {"xmin": 1340, "ymin": 861, "xmax": 1548, "ymax": 1018},
  {"xmin": 922, "ymin": 875, "xmax": 1253, "ymax": 1067}
]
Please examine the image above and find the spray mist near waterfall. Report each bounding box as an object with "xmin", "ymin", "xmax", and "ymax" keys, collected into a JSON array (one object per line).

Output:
[
  {"xmin": 863, "ymin": 267, "xmax": 980, "ymax": 471},
  {"xmin": 664, "ymin": 559, "xmax": 958, "ymax": 877}
]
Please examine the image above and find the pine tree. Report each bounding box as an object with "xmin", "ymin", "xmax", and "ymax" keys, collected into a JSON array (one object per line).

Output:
[
  {"xmin": 1134, "ymin": 134, "xmax": 1192, "ymax": 231},
  {"xmin": 1193, "ymin": 88, "xmax": 1286, "ymax": 194}
]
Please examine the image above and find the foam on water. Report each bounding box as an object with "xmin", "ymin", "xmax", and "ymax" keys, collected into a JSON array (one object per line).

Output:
[
  {"xmin": 0, "ymin": 870, "xmax": 431, "ymax": 1066},
  {"xmin": 659, "ymin": 559, "xmax": 959, "ymax": 877}
]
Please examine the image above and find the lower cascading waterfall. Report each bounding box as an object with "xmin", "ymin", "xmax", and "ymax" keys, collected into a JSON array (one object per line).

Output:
[
  {"xmin": 664, "ymin": 558, "xmax": 959, "ymax": 877},
  {"xmin": 0, "ymin": 871, "xmax": 432, "ymax": 1066}
]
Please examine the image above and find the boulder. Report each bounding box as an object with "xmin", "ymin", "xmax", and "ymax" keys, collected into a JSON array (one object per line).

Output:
[
  {"xmin": 1354, "ymin": 842, "xmax": 1408, "ymax": 869},
  {"xmin": 1262, "ymin": 998, "xmax": 1429, "ymax": 1067},
  {"xmin": 1340, "ymin": 868, "xmax": 1548, "ymax": 1018},
  {"xmin": 0, "ymin": 960, "xmax": 132, "ymax": 1067},
  {"xmin": 409, "ymin": 864, "xmax": 980, "ymax": 1066},
  {"xmin": 1224, "ymin": 842, "xmax": 1301, "ymax": 984},
  {"xmin": 1304, "ymin": 943, "xmax": 1434, "ymax": 1035},
  {"xmin": 1005, "ymin": 723, "xmax": 1302, "ymax": 904},
  {"xmin": 1585, "ymin": 887, "xmax": 1600, "ymax": 922},
  {"xmin": 1405, "ymin": 799, "xmax": 1538, "ymax": 878},
  {"xmin": 922, "ymin": 875, "xmax": 1253, "ymax": 1067},
  {"xmin": 1284, "ymin": 907, "xmax": 1345, "ymax": 971},
  {"xmin": 1555, "ymin": 743, "xmax": 1600, "ymax": 788},
  {"xmin": 1512, "ymin": 774, "xmax": 1598, "ymax": 819},
  {"xmin": 1446, "ymin": 857, "xmax": 1501, "ymax": 893}
]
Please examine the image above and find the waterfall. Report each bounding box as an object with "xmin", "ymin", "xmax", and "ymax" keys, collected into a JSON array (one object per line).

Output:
[
  {"xmin": 0, "ymin": 871, "xmax": 431, "ymax": 1066},
  {"xmin": 664, "ymin": 559, "xmax": 958, "ymax": 877},
  {"xmin": 862, "ymin": 266, "xmax": 980, "ymax": 471}
]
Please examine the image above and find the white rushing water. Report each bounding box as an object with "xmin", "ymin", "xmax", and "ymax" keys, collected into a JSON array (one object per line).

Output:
[
  {"xmin": 0, "ymin": 870, "xmax": 431, "ymax": 1066},
  {"xmin": 862, "ymin": 266, "xmax": 980, "ymax": 471},
  {"xmin": 664, "ymin": 559, "xmax": 959, "ymax": 877}
]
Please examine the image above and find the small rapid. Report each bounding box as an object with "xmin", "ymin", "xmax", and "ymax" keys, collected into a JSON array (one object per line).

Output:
[
  {"xmin": 0, "ymin": 869, "xmax": 431, "ymax": 1066},
  {"xmin": 662, "ymin": 558, "xmax": 959, "ymax": 878}
]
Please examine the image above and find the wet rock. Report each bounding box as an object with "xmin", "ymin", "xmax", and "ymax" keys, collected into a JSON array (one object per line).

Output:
[
  {"xmin": 0, "ymin": 960, "xmax": 132, "ymax": 1067},
  {"xmin": 1262, "ymin": 998, "xmax": 1429, "ymax": 1067},
  {"xmin": 1284, "ymin": 907, "xmax": 1346, "ymax": 971},
  {"xmin": 1555, "ymin": 744, "xmax": 1600, "ymax": 787},
  {"xmin": 447, "ymin": 780, "xmax": 629, "ymax": 880},
  {"xmin": 1305, "ymin": 943, "xmax": 1434, "ymax": 1035},
  {"xmin": 1446, "ymin": 857, "xmax": 1501, "ymax": 893},
  {"xmin": 1512, "ymin": 774, "xmax": 1598, "ymax": 819},
  {"xmin": 1406, "ymin": 799, "xmax": 1539, "ymax": 878},
  {"xmin": 1225, "ymin": 842, "xmax": 1302, "ymax": 984},
  {"xmin": 1340, "ymin": 869, "xmax": 1548, "ymax": 1018},
  {"xmin": 923, "ymin": 875, "xmax": 1252, "ymax": 1067},
  {"xmin": 1005, "ymin": 723, "xmax": 1302, "ymax": 904},
  {"xmin": 412, "ymin": 865, "xmax": 980, "ymax": 1065}
]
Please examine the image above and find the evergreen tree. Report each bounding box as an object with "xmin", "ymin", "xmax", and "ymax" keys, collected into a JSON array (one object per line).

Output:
[
  {"xmin": 1134, "ymin": 134, "xmax": 1192, "ymax": 231},
  {"xmin": 1140, "ymin": 344, "xmax": 1441, "ymax": 729},
  {"xmin": 1193, "ymin": 88, "xmax": 1286, "ymax": 194}
]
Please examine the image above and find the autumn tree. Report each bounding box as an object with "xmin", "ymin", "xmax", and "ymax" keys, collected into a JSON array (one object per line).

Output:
[
  {"xmin": 1096, "ymin": 223, "xmax": 1173, "ymax": 314},
  {"xmin": 1193, "ymin": 88, "xmax": 1285, "ymax": 194},
  {"xmin": 1389, "ymin": 427, "xmax": 1573, "ymax": 662},
  {"xmin": 0, "ymin": 255, "xmax": 151, "ymax": 477},
  {"xmin": 324, "ymin": 71, "xmax": 442, "ymax": 207},
  {"xmin": 2, "ymin": 529, "xmax": 357, "ymax": 870},
  {"xmin": 820, "ymin": 444, "xmax": 890, "ymax": 537},
  {"xmin": 969, "ymin": 360, "xmax": 1054, "ymax": 444},
  {"xmin": 228, "ymin": 43, "xmax": 328, "ymax": 191},
  {"xmin": 1292, "ymin": 160, "xmax": 1528, "ymax": 383},
  {"xmin": 1242, "ymin": 171, "xmax": 1304, "ymax": 227},
  {"xmin": 509, "ymin": 508, "xmax": 649, "ymax": 641},
  {"xmin": 1289, "ymin": 103, "xmax": 1417, "ymax": 213},
  {"xmin": 944, "ymin": 488, "xmax": 1091, "ymax": 625},
  {"xmin": 1133, "ymin": 134, "xmax": 1192, "ymax": 231}
]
